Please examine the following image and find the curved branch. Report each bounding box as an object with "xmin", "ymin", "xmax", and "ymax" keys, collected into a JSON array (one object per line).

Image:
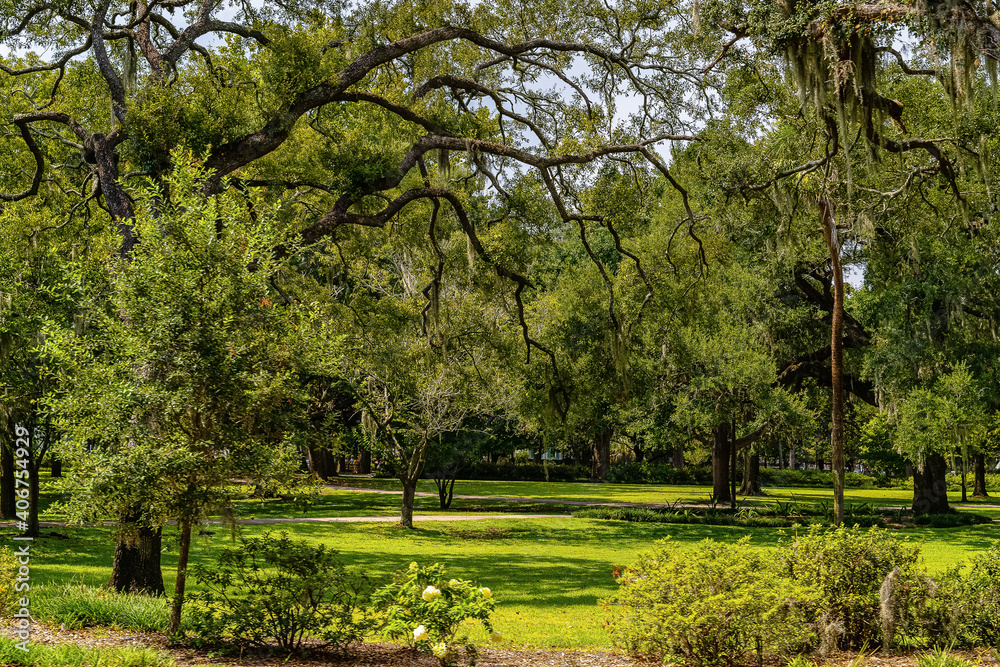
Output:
[
  {"xmin": 0, "ymin": 122, "xmax": 45, "ymax": 202},
  {"xmin": 89, "ymin": 0, "xmax": 127, "ymax": 122},
  {"xmin": 205, "ymin": 25, "xmax": 695, "ymax": 189}
]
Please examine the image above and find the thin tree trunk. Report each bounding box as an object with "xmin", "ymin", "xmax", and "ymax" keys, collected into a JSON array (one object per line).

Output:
[
  {"xmin": 912, "ymin": 452, "xmax": 950, "ymax": 515},
  {"xmin": 821, "ymin": 197, "xmax": 846, "ymax": 526},
  {"xmin": 730, "ymin": 420, "xmax": 737, "ymax": 509},
  {"xmin": 592, "ymin": 428, "xmax": 612, "ymax": 481},
  {"xmin": 168, "ymin": 518, "xmax": 193, "ymax": 636},
  {"xmin": 973, "ymin": 453, "xmax": 989, "ymax": 497},
  {"xmin": 712, "ymin": 423, "xmax": 731, "ymax": 503},
  {"xmin": 789, "ymin": 441, "xmax": 797, "ymax": 470},
  {"xmin": 960, "ymin": 446, "xmax": 968, "ymax": 503}
]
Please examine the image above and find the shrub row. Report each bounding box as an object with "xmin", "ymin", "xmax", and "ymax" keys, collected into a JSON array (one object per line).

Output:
[
  {"xmin": 604, "ymin": 462, "xmax": 882, "ymax": 487},
  {"xmin": 448, "ymin": 461, "xmax": 591, "ymax": 482},
  {"xmin": 606, "ymin": 527, "xmax": 1000, "ymax": 665}
]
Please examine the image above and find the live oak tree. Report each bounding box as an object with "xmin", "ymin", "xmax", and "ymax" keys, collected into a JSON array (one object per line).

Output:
[
  {"xmin": 2, "ymin": 0, "xmax": 709, "ymax": 570},
  {"xmin": 43, "ymin": 159, "xmax": 305, "ymax": 633}
]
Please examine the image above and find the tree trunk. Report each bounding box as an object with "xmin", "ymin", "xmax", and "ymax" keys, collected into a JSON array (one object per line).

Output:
[
  {"xmin": 632, "ymin": 442, "xmax": 645, "ymax": 463},
  {"xmin": 50, "ymin": 457, "xmax": 62, "ymax": 477},
  {"xmin": 960, "ymin": 446, "xmax": 968, "ymax": 503},
  {"xmin": 25, "ymin": 455, "xmax": 41, "ymax": 538},
  {"xmin": 109, "ymin": 506, "xmax": 165, "ymax": 595},
  {"xmin": 357, "ymin": 448, "xmax": 371, "ymax": 474},
  {"xmin": 592, "ymin": 428, "xmax": 612, "ymax": 481},
  {"xmin": 778, "ymin": 441, "xmax": 785, "ymax": 469},
  {"xmin": 789, "ymin": 441, "xmax": 797, "ymax": 470},
  {"xmin": 973, "ymin": 453, "xmax": 989, "ymax": 498},
  {"xmin": 672, "ymin": 444, "xmax": 684, "ymax": 469},
  {"xmin": 821, "ymin": 198, "xmax": 846, "ymax": 526},
  {"xmin": 168, "ymin": 518, "xmax": 193, "ymax": 636},
  {"xmin": 400, "ymin": 480, "xmax": 417, "ymax": 529},
  {"xmin": 739, "ymin": 452, "xmax": 764, "ymax": 496},
  {"xmin": 533, "ymin": 444, "xmax": 542, "ymax": 464},
  {"xmin": 434, "ymin": 475, "xmax": 457, "ymax": 509},
  {"xmin": 1, "ymin": 436, "xmax": 15, "ymax": 520},
  {"xmin": 712, "ymin": 423, "xmax": 731, "ymax": 503},
  {"xmin": 307, "ymin": 447, "xmax": 331, "ymax": 479},
  {"xmin": 912, "ymin": 452, "xmax": 950, "ymax": 515},
  {"xmin": 730, "ymin": 420, "xmax": 737, "ymax": 509}
]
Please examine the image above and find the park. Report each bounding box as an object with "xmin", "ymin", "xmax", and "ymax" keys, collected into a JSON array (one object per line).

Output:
[{"xmin": 3, "ymin": 0, "xmax": 1000, "ymax": 664}]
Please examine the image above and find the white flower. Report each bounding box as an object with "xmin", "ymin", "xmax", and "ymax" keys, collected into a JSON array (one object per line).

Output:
[
  {"xmin": 448, "ymin": 579, "xmax": 460, "ymax": 587},
  {"xmin": 422, "ymin": 585, "xmax": 442, "ymax": 601},
  {"xmin": 409, "ymin": 561, "xmax": 418, "ymax": 570},
  {"xmin": 432, "ymin": 642, "xmax": 449, "ymax": 658},
  {"xmin": 490, "ymin": 630, "xmax": 503, "ymax": 642},
  {"xmin": 413, "ymin": 625, "xmax": 428, "ymax": 642},
  {"xmin": 480, "ymin": 587, "xmax": 492, "ymax": 599}
]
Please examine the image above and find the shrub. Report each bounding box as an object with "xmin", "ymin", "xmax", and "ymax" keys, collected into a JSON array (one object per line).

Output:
[
  {"xmin": 372, "ymin": 562, "xmax": 497, "ymax": 666},
  {"xmin": 781, "ymin": 525, "xmax": 922, "ymax": 650},
  {"xmin": 605, "ymin": 462, "xmax": 713, "ymax": 485},
  {"xmin": 957, "ymin": 541, "xmax": 1000, "ymax": 646},
  {"xmin": 605, "ymin": 537, "xmax": 815, "ymax": 665},
  {"xmin": 458, "ymin": 461, "xmax": 589, "ymax": 482},
  {"xmin": 189, "ymin": 532, "xmax": 371, "ymax": 653}
]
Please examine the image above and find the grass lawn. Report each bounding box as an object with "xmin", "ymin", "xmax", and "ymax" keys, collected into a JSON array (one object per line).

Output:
[
  {"xmin": 321, "ymin": 477, "xmax": 1000, "ymax": 517},
  {"xmin": 10, "ymin": 512, "xmax": 1000, "ymax": 649}
]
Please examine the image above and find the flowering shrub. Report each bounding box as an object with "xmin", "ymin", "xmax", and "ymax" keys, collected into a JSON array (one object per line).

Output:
[{"xmin": 373, "ymin": 562, "xmax": 497, "ymax": 666}]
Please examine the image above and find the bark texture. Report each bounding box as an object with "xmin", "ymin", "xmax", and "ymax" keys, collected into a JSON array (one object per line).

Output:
[
  {"xmin": 712, "ymin": 423, "xmax": 732, "ymax": 503},
  {"xmin": 821, "ymin": 198, "xmax": 846, "ymax": 526},
  {"xmin": 973, "ymin": 453, "xmax": 989, "ymax": 498},
  {"xmin": 911, "ymin": 452, "xmax": 950, "ymax": 515},
  {"xmin": 109, "ymin": 507, "xmax": 165, "ymax": 595}
]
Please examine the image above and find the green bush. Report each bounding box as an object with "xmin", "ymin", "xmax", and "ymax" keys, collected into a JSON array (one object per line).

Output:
[
  {"xmin": 372, "ymin": 562, "xmax": 497, "ymax": 666},
  {"xmin": 605, "ymin": 537, "xmax": 815, "ymax": 665},
  {"xmin": 31, "ymin": 585, "xmax": 169, "ymax": 632},
  {"xmin": 605, "ymin": 462, "xmax": 713, "ymax": 484},
  {"xmin": 458, "ymin": 461, "xmax": 589, "ymax": 482},
  {"xmin": 912, "ymin": 512, "xmax": 991, "ymax": 528},
  {"xmin": 189, "ymin": 532, "xmax": 371, "ymax": 653},
  {"xmin": 781, "ymin": 525, "xmax": 921, "ymax": 650},
  {"xmin": 957, "ymin": 541, "xmax": 1000, "ymax": 646}
]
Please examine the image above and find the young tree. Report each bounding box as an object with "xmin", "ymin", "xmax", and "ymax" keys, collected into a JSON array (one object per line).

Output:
[{"xmin": 44, "ymin": 157, "xmax": 305, "ymax": 632}]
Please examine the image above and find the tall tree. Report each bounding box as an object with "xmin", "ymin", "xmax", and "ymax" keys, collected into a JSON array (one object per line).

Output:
[{"xmin": 44, "ymin": 158, "xmax": 305, "ymax": 630}]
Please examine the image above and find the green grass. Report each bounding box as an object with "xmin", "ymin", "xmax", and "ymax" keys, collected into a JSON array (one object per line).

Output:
[
  {"xmin": 13, "ymin": 479, "xmax": 1000, "ymax": 650},
  {"xmin": 12, "ymin": 514, "xmax": 1000, "ymax": 649},
  {"xmin": 0, "ymin": 636, "xmax": 175, "ymax": 666}
]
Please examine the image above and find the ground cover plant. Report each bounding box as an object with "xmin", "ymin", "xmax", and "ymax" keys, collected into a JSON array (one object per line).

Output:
[{"xmin": 0, "ymin": 637, "xmax": 175, "ymax": 667}]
